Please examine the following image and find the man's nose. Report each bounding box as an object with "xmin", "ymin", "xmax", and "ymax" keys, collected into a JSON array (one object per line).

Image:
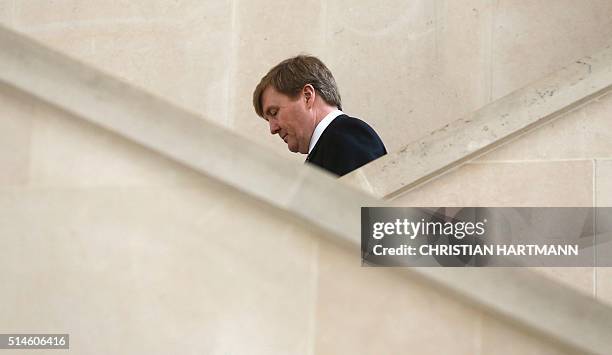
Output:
[{"xmin": 269, "ymin": 120, "xmax": 280, "ymax": 135}]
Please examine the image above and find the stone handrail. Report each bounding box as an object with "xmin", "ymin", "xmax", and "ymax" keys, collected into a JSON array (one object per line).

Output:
[
  {"xmin": 341, "ymin": 45, "xmax": 612, "ymax": 199},
  {"xmin": 1, "ymin": 25, "xmax": 611, "ymax": 354}
]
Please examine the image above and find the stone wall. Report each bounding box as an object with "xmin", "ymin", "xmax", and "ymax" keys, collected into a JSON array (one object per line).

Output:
[
  {"xmin": 1, "ymin": 2, "xmax": 610, "ymax": 353},
  {"xmin": 391, "ymin": 90, "xmax": 612, "ymax": 305},
  {"xmin": 1, "ymin": 1, "xmax": 611, "ymax": 156},
  {"xmin": 0, "ymin": 84, "xmax": 578, "ymax": 354}
]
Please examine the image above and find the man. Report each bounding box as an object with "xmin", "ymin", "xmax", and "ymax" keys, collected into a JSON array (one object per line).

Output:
[{"xmin": 252, "ymin": 55, "xmax": 387, "ymax": 177}]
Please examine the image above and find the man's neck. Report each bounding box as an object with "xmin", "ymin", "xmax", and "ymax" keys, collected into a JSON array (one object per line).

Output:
[
  {"xmin": 313, "ymin": 105, "xmax": 338, "ymax": 126},
  {"xmin": 307, "ymin": 107, "xmax": 343, "ymax": 155}
]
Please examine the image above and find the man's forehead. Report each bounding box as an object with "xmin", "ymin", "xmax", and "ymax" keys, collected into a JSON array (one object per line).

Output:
[{"xmin": 261, "ymin": 86, "xmax": 282, "ymax": 111}]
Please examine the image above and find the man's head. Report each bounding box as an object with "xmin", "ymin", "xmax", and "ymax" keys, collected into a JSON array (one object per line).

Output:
[{"xmin": 253, "ymin": 55, "xmax": 342, "ymax": 154}]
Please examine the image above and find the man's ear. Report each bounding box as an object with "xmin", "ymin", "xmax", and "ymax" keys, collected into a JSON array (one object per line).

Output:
[{"xmin": 303, "ymin": 84, "xmax": 315, "ymax": 108}]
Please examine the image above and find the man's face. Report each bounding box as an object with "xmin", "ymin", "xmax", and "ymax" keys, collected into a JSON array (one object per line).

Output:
[{"xmin": 261, "ymin": 86, "xmax": 314, "ymax": 154}]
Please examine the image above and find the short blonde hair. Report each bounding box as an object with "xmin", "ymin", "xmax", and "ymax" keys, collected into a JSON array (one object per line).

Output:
[{"xmin": 253, "ymin": 55, "xmax": 342, "ymax": 117}]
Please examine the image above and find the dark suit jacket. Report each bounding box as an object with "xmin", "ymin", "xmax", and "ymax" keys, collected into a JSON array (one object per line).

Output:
[{"xmin": 305, "ymin": 114, "xmax": 387, "ymax": 176}]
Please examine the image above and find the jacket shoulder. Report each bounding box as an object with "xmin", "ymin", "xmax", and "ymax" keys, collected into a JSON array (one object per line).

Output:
[
  {"xmin": 324, "ymin": 115, "xmax": 384, "ymax": 147},
  {"xmin": 308, "ymin": 114, "xmax": 387, "ymax": 176}
]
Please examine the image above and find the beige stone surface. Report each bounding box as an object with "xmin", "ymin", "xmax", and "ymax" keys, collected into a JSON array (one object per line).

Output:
[
  {"xmin": 326, "ymin": 0, "xmax": 495, "ymax": 153},
  {"xmin": 596, "ymin": 159, "xmax": 612, "ymax": 304},
  {"xmin": 0, "ymin": 1, "xmax": 13, "ymax": 24},
  {"xmin": 598, "ymin": 267, "xmax": 612, "ymax": 307},
  {"xmin": 3, "ymin": 0, "xmax": 612, "ymax": 162},
  {"xmin": 2, "ymin": 187, "xmax": 586, "ymax": 354},
  {"xmin": 0, "ymin": 85, "xmax": 32, "ymax": 186},
  {"xmin": 392, "ymin": 159, "xmax": 597, "ymax": 297},
  {"xmin": 0, "ymin": 85, "xmax": 588, "ymax": 354},
  {"xmin": 325, "ymin": 0, "xmax": 435, "ymax": 153},
  {"xmin": 3, "ymin": 0, "xmax": 612, "ymax": 165},
  {"xmin": 0, "ymin": 185, "xmax": 319, "ymax": 355},
  {"xmin": 596, "ymin": 160, "xmax": 612, "ymax": 306},
  {"xmin": 411, "ymin": 268, "xmax": 612, "ymax": 354},
  {"xmin": 597, "ymin": 159, "xmax": 612, "ymax": 207},
  {"xmin": 314, "ymin": 237, "xmax": 596, "ymax": 354},
  {"xmin": 0, "ymin": 87, "xmax": 322, "ymax": 352},
  {"xmin": 342, "ymin": 45, "xmax": 612, "ymax": 198},
  {"xmin": 480, "ymin": 91, "xmax": 612, "ymax": 161},
  {"xmin": 27, "ymin": 92, "xmax": 205, "ymax": 189},
  {"xmin": 2, "ymin": 92, "xmax": 603, "ymax": 355},
  {"xmin": 0, "ymin": 23, "xmax": 382, "ymax": 246},
  {"xmin": 391, "ymin": 161, "xmax": 593, "ymax": 207},
  {"xmin": 433, "ymin": 0, "xmax": 494, "ymax": 116},
  {"xmin": 3, "ymin": 15, "xmax": 612, "ymax": 353},
  {"xmin": 1, "ymin": 68, "xmax": 322, "ymax": 354},
  {"xmin": 0, "ymin": 82, "xmax": 582, "ymax": 355},
  {"xmin": 529, "ymin": 267, "xmax": 594, "ymax": 298},
  {"xmin": 6, "ymin": 1, "xmax": 233, "ymax": 124},
  {"xmin": 14, "ymin": 0, "xmax": 212, "ymax": 25},
  {"xmin": 315, "ymin": 239, "xmax": 480, "ymax": 355},
  {"xmin": 480, "ymin": 313, "xmax": 575, "ymax": 355},
  {"xmin": 492, "ymin": 0, "xmax": 612, "ymax": 100},
  {"xmin": 237, "ymin": 0, "xmax": 494, "ymax": 155}
]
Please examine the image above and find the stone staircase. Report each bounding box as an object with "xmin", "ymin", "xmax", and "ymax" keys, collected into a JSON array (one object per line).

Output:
[
  {"xmin": 1, "ymin": 23, "xmax": 612, "ymax": 355},
  {"xmin": 341, "ymin": 45, "xmax": 612, "ymax": 199}
]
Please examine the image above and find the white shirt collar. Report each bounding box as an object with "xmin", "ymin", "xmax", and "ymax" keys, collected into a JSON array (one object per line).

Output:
[{"xmin": 308, "ymin": 109, "xmax": 344, "ymax": 154}]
